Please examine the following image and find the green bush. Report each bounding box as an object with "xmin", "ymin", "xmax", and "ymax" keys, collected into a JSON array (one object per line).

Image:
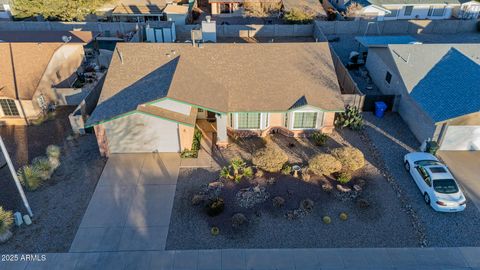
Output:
[
  {"xmin": 46, "ymin": 145, "xmax": 61, "ymax": 159},
  {"xmin": 220, "ymin": 158, "xmax": 253, "ymax": 183},
  {"xmin": 335, "ymin": 171, "xmax": 352, "ymax": 184},
  {"xmin": 17, "ymin": 165, "xmax": 42, "ymax": 191},
  {"xmin": 335, "ymin": 105, "xmax": 363, "ymax": 130},
  {"xmin": 0, "ymin": 207, "xmax": 13, "ymax": 234},
  {"xmin": 181, "ymin": 128, "xmax": 202, "ymax": 158},
  {"xmin": 311, "ymin": 132, "xmax": 329, "ymax": 146},
  {"xmin": 322, "ymin": 216, "xmax": 332, "ymax": 224},
  {"xmin": 284, "ymin": 8, "xmax": 314, "ymax": 24},
  {"xmin": 252, "ymin": 146, "xmax": 288, "ymax": 173},
  {"xmin": 331, "ymin": 147, "xmax": 365, "ymax": 172},
  {"xmin": 308, "ymin": 154, "xmax": 342, "ymax": 176},
  {"xmin": 281, "ymin": 163, "xmax": 292, "ymax": 175},
  {"xmin": 339, "ymin": 212, "xmax": 348, "ymax": 221}
]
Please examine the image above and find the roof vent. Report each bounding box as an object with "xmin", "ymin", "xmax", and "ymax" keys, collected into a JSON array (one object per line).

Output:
[{"xmin": 206, "ymin": 15, "xmax": 211, "ymax": 23}]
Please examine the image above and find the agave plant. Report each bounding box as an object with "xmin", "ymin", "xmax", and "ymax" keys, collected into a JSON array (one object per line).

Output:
[
  {"xmin": 17, "ymin": 165, "xmax": 42, "ymax": 191},
  {"xmin": 335, "ymin": 105, "xmax": 363, "ymax": 130},
  {"xmin": 219, "ymin": 158, "xmax": 253, "ymax": 183},
  {"xmin": 32, "ymin": 156, "xmax": 53, "ymax": 180},
  {"xmin": 0, "ymin": 207, "xmax": 13, "ymax": 235}
]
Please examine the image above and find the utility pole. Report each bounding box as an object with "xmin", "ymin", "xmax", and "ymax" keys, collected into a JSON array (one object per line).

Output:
[{"xmin": 0, "ymin": 136, "xmax": 33, "ymax": 217}]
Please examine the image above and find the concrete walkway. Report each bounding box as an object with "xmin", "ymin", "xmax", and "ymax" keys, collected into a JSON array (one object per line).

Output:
[
  {"xmin": 3, "ymin": 247, "xmax": 480, "ymax": 270},
  {"xmin": 69, "ymin": 153, "xmax": 180, "ymax": 252}
]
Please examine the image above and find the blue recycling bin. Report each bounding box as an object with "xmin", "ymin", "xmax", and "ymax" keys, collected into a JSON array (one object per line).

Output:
[{"xmin": 374, "ymin": 101, "xmax": 387, "ymax": 118}]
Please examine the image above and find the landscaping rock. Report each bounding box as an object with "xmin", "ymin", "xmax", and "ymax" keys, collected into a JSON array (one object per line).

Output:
[
  {"xmin": 236, "ymin": 186, "xmax": 270, "ymax": 208},
  {"xmin": 356, "ymin": 198, "xmax": 370, "ymax": 209},
  {"xmin": 353, "ymin": 184, "xmax": 362, "ymax": 192},
  {"xmin": 322, "ymin": 182, "xmax": 333, "ymax": 192},
  {"xmin": 192, "ymin": 194, "xmax": 207, "ymax": 205},
  {"xmin": 272, "ymin": 196, "xmax": 285, "ymax": 208},
  {"xmin": 336, "ymin": 184, "xmax": 351, "ymax": 193},
  {"xmin": 231, "ymin": 213, "xmax": 248, "ymax": 228}
]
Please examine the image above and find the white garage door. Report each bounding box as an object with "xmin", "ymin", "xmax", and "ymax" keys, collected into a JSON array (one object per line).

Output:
[
  {"xmin": 440, "ymin": 126, "xmax": 480, "ymax": 151},
  {"xmin": 103, "ymin": 113, "xmax": 180, "ymax": 153}
]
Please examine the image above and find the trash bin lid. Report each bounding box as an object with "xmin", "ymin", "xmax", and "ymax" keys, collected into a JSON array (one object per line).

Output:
[{"xmin": 375, "ymin": 101, "xmax": 387, "ymax": 109}]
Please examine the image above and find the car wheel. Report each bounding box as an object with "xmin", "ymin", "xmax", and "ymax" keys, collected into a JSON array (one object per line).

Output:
[
  {"xmin": 424, "ymin": 193, "xmax": 431, "ymax": 205},
  {"xmin": 404, "ymin": 161, "xmax": 410, "ymax": 172}
]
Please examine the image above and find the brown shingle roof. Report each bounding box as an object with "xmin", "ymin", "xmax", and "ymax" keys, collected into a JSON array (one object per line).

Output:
[
  {"xmin": 88, "ymin": 42, "xmax": 344, "ymax": 125},
  {"xmin": 0, "ymin": 43, "xmax": 63, "ymax": 100}
]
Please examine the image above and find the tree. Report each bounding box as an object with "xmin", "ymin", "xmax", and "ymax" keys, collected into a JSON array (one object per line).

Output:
[{"xmin": 12, "ymin": 0, "xmax": 111, "ymax": 21}]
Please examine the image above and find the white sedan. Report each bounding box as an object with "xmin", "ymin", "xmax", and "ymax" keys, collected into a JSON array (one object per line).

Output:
[{"xmin": 404, "ymin": 152, "xmax": 466, "ymax": 212}]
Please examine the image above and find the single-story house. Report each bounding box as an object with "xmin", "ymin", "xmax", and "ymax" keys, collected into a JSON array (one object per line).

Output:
[
  {"xmin": 86, "ymin": 42, "xmax": 345, "ymax": 156},
  {"xmin": 163, "ymin": 4, "xmax": 190, "ymax": 25},
  {"xmin": 0, "ymin": 35, "xmax": 93, "ymax": 125},
  {"xmin": 0, "ymin": 0, "xmax": 11, "ymax": 20},
  {"xmin": 97, "ymin": 0, "xmax": 175, "ymax": 22},
  {"xmin": 333, "ymin": 0, "xmax": 480, "ymax": 20},
  {"xmin": 365, "ymin": 43, "xmax": 480, "ymax": 151}
]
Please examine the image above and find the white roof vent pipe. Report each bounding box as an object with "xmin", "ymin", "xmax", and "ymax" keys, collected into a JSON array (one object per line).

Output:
[{"xmin": 206, "ymin": 15, "xmax": 211, "ymax": 23}]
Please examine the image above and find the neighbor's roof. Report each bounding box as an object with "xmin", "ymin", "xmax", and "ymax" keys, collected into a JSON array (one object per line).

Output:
[
  {"xmin": 347, "ymin": 0, "xmax": 463, "ymax": 7},
  {"xmin": 87, "ymin": 42, "xmax": 344, "ymax": 126},
  {"xmin": 283, "ymin": 0, "xmax": 327, "ymax": 17},
  {"xmin": 163, "ymin": 4, "xmax": 189, "ymax": 14},
  {"xmin": 0, "ymin": 31, "xmax": 95, "ymax": 43},
  {"xmin": 0, "ymin": 43, "xmax": 64, "ymax": 100},
  {"xmin": 355, "ymin": 35, "xmax": 418, "ymax": 47},
  {"xmin": 382, "ymin": 44, "xmax": 480, "ymax": 122},
  {"xmin": 112, "ymin": 0, "xmax": 167, "ymax": 14}
]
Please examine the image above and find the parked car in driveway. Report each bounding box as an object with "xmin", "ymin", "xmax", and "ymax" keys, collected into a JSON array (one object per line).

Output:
[{"xmin": 404, "ymin": 152, "xmax": 466, "ymax": 212}]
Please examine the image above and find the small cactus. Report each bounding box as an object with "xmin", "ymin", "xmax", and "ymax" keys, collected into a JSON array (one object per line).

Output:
[
  {"xmin": 335, "ymin": 105, "xmax": 363, "ymax": 130},
  {"xmin": 339, "ymin": 212, "xmax": 348, "ymax": 221},
  {"xmin": 322, "ymin": 216, "xmax": 331, "ymax": 224},
  {"xmin": 211, "ymin": 226, "xmax": 220, "ymax": 236}
]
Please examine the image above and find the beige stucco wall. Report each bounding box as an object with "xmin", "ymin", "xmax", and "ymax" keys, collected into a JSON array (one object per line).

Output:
[
  {"xmin": 269, "ymin": 112, "xmax": 284, "ymax": 127},
  {"xmin": 35, "ymin": 44, "xmax": 85, "ymax": 108},
  {"xmin": 179, "ymin": 124, "xmax": 195, "ymax": 151},
  {"xmin": 211, "ymin": 3, "xmax": 219, "ymax": 14},
  {"xmin": 0, "ymin": 98, "xmax": 42, "ymax": 125}
]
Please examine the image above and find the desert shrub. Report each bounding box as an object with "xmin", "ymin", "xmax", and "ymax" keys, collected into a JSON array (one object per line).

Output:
[
  {"xmin": 308, "ymin": 154, "xmax": 342, "ymax": 176},
  {"xmin": 272, "ymin": 196, "xmax": 285, "ymax": 208},
  {"xmin": 356, "ymin": 198, "xmax": 370, "ymax": 209},
  {"xmin": 311, "ymin": 132, "xmax": 329, "ymax": 146},
  {"xmin": 281, "ymin": 163, "xmax": 292, "ymax": 175},
  {"xmin": 252, "ymin": 146, "xmax": 288, "ymax": 173},
  {"xmin": 331, "ymin": 147, "xmax": 365, "ymax": 172},
  {"xmin": 32, "ymin": 157, "xmax": 52, "ymax": 180},
  {"xmin": 46, "ymin": 145, "xmax": 61, "ymax": 159},
  {"xmin": 335, "ymin": 171, "xmax": 352, "ymax": 184},
  {"xmin": 210, "ymin": 226, "xmax": 220, "ymax": 236},
  {"xmin": 206, "ymin": 198, "xmax": 225, "ymax": 217},
  {"xmin": 231, "ymin": 213, "xmax": 248, "ymax": 228},
  {"xmin": 335, "ymin": 105, "xmax": 363, "ymax": 130},
  {"xmin": 339, "ymin": 212, "xmax": 348, "ymax": 221},
  {"xmin": 284, "ymin": 8, "xmax": 314, "ymax": 24},
  {"xmin": 322, "ymin": 216, "xmax": 332, "ymax": 224},
  {"xmin": 346, "ymin": 2, "xmax": 363, "ymax": 17},
  {"xmin": 255, "ymin": 169, "xmax": 264, "ymax": 178},
  {"xmin": 220, "ymin": 158, "xmax": 253, "ymax": 183},
  {"xmin": 0, "ymin": 207, "xmax": 13, "ymax": 234},
  {"xmin": 17, "ymin": 165, "xmax": 42, "ymax": 191}
]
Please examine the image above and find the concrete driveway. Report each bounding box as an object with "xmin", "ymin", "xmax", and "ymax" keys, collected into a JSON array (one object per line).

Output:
[
  {"xmin": 438, "ymin": 151, "xmax": 480, "ymax": 211},
  {"xmin": 70, "ymin": 153, "xmax": 180, "ymax": 252}
]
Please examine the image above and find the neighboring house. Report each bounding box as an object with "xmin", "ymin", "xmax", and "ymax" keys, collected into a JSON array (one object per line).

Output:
[
  {"xmin": 334, "ymin": 0, "xmax": 480, "ymax": 20},
  {"xmin": 163, "ymin": 4, "xmax": 190, "ymax": 25},
  {"xmin": 86, "ymin": 42, "xmax": 344, "ymax": 156},
  {"xmin": 0, "ymin": 33, "xmax": 93, "ymax": 125},
  {"xmin": 97, "ymin": 0, "xmax": 168, "ymax": 22},
  {"xmin": 0, "ymin": 0, "xmax": 11, "ymax": 20},
  {"xmin": 365, "ymin": 44, "xmax": 480, "ymax": 151}
]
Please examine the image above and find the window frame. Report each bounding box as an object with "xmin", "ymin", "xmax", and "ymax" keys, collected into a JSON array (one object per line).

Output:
[
  {"xmin": 404, "ymin": 5, "xmax": 413, "ymax": 16},
  {"xmin": 432, "ymin": 6, "xmax": 446, "ymax": 16},
  {"xmin": 292, "ymin": 111, "xmax": 318, "ymax": 130},
  {"xmin": 0, "ymin": 99, "xmax": 20, "ymax": 117},
  {"xmin": 234, "ymin": 112, "xmax": 269, "ymax": 130}
]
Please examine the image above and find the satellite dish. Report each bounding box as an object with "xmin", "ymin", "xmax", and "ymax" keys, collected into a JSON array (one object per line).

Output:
[{"xmin": 62, "ymin": 35, "xmax": 72, "ymax": 43}]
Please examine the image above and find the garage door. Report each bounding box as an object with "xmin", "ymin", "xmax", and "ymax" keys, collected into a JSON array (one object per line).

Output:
[
  {"xmin": 103, "ymin": 113, "xmax": 180, "ymax": 153},
  {"xmin": 440, "ymin": 126, "xmax": 480, "ymax": 151}
]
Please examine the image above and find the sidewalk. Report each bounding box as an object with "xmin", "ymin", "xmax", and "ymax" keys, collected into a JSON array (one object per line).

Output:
[{"xmin": 2, "ymin": 247, "xmax": 480, "ymax": 270}]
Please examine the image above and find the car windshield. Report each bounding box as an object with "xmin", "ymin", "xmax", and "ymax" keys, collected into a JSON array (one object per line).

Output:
[
  {"xmin": 433, "ymin": 179, "xmax": 459, "ymax": 194},
  {"xmin": 415, "ymin": 160, "xmax": 442, "ymax": 166}
]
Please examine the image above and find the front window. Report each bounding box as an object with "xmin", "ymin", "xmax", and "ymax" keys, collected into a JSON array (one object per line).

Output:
[
  {"xmin": 432, "ymin": 6, "xmax": 445, "ymax": 16},
  {"xmin": 237, "ymin": 113, "xmax": 261, "ymax": 129},
  {"xmin": 404, "ymin": 6, "xmax": 413, "ymax": 16},
  {"xmin": 433, "ymin": 179, "xmax": 459, "ymax": 194},
  {"xmin": 0, "ymin": 99, "xmax": 20, "ymax": 116},
  {"xmin": 293, "ymin": 112, "xmax": 317, "ymax": 129}
]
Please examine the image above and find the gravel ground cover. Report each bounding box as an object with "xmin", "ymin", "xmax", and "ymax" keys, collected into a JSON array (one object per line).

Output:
[
  {"xmin": 0, "ymin": 108, "xmax": 106, "ymax": 253},
  {"xmin": 362, "ymin": 112, "xmax": 480, "ymax": 247},
  {"xmin": 166, "ymin": 131, "xmax": 418, "ymax": 249}
]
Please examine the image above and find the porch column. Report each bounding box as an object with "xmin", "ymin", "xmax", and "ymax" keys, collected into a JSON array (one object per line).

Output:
[{"xmin": 215, "ymin": 113, "xmax": 229, "ymax": 147}]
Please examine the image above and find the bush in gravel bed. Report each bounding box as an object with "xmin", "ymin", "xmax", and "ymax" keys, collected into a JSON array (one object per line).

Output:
[
  {"xmin": 335, "ymin": 171, "xmax": 352, "ymax": 184},
  {"xmin": 46, "ymin": 145, "xmax": 61, "ymax": 159},
  {"xmin": 220, "ymin": 158, "xmax": 253, "ymax": 183},
  {"xmin": 17, "ymin": 165, "xmax": 43, "ymax": 191},
  {"xmin": 0, "ymin": 207, "xmax": 13, "ymax": 243},
  {"xmin": 331, "ymin": 147, "xmax": 365, "ymax": 172},
  {"xmin": 308, "ymin": 154, "xmax": 342, "ymax": 176},
  {"xmin": 206, "ymin": 198, "xmax": 225, "ymax": 217},
  {"xmin": 281, "ymin": 163, "xmax": 292, "ymax": 175},
  {"xmin": 335, "ymin": 105, "xmax": 363, "ymax": 130},
  {"xmin": 32, "ymin": 157, "xmax": 52, "ymax": 180},
  {"xmin": 339, "ymin": 212, "xmax": 348, "ymax": 221},
  {"xmin": 311, "ymin": 131, "xmax": 329, "ymax": 146},
  {"xmin": 252, "ymin": 146, "xmax": 288, "ymax": 173}
]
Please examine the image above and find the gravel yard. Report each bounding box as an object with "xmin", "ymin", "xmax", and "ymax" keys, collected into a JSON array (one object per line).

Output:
[
  {"xmin": 166, "ymin": 131, "xmax": 419, "ymax": 249},
  {"xmin": 362, "ymin": 112, "xmax": 480, "ymax": 247},
  {"xmin": 0, "ymin": 108, "xmax": 106, "ymax": 253}
]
